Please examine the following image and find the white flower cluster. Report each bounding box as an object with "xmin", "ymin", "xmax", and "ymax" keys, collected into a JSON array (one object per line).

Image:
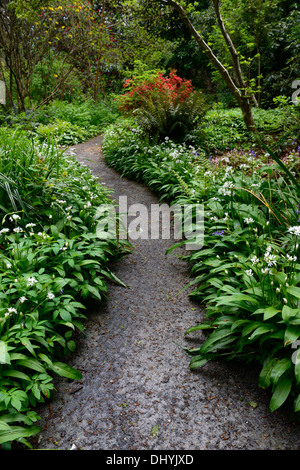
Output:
[
  {"xmin": 218, "ymin": 181, "xmax": 235, "ymax": 196},
  {"xmin": 27, "ymin": 276, "xmax": 38, "ymax": 287},
  {"xmin": 288, "ymin": 226, "xmax": 300, "ymax": 236},
  {"xmin": 287, "ymin": 254, "xmax": 297, "ymax": 262},
  {"xmin": 5, "ymin": 307, "xmax": 18, "ymax": 318},
  {"xmin": 264, "ymin": 246, "xmax": 277, "ymax": 267}
]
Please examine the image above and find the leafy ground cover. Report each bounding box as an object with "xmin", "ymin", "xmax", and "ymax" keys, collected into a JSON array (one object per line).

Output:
[
  {"xmin": 0, "ymin": 127, "xmax": 129, "ymax": 448},
  {"xmin": 102, "ymin": 105, "xmax": 300, "ymax": 418},
  {"xmin": 0, "ymin": 99, "xmax": 119, "ymax": 147}
]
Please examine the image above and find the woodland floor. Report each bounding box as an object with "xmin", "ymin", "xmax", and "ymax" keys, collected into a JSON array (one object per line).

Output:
[{"xmin": 31, "ymin": 135, "xmax": 300, "ymax": 451}]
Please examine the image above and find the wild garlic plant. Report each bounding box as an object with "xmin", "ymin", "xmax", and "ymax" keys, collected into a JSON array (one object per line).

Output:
[{"xmin": 103, "ymin": 121, "xmax": 300, "ymax": 416}]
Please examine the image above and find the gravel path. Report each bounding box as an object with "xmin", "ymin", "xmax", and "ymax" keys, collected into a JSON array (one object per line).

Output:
[{"xmin": 32, "ymin": 136, "xmax": 300, "ymax": 451}]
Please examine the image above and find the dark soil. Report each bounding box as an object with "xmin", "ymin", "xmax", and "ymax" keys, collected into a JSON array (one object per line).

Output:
[{"xmin": 31, "ymin": 136, "xmax": 300, "ymax": 450}]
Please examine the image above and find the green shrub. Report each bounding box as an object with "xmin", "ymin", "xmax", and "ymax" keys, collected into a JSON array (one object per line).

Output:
[{"xmin": 116, "ymin": 70, "xmax": 208, "ymax": 142}]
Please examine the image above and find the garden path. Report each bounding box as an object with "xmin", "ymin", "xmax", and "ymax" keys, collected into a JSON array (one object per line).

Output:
[{"xmin": 32, "ymin": 135, "xmax": 300, "ymax": 450}]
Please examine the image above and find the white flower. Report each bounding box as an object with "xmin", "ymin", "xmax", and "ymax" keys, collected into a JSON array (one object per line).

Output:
[
  {"xmin": 288, "ymin": 226, "xmax": 300, "ymax": 236},
  {"xmin": 250, "ymin": 255, "xmax": 259, "ymax": 265},
  {"xmin": 26, "ymin": 223, "xmax": 36, "ymax": 228},
  {"xmin": 261, "ymin": 267, "xmax": 269, "ymax": 274},
  {"xmin": 265, "ymin": 253, "xmax": 277, "ymax": 267},
  {"xmin": 244, "ymin": 217, "xmax": 254, "ymax": 224},
  {"xmin": 218, "ymin": 181, "xmax": 234, "ymax": 196},
  {"xmin": 246, "ymin": 269, "xmax": 253, "ymax": 276},
  {"xmin": 27, "ymin": 277, "xmax": 38, "ymax": 286},
  {"xmin": 287, "ymin": 254, "xmax": 297, "ymax": 262},
  {"xmin": 19, "ymin": 296, "xmax": 27, "ymax": 303},
  {"xmin": 6, "ymin": 263, "xmax": 12, "ymax": 268},
  {"xmin": 5, "ymin": 307, "xmax": 17, "ymax": 317},
  {"xmin": 0, "ymin": 228, "xmax": 10, "ymax": 234},
  {"xmin": 283, "ymin": 298, "xmax": 288, "ymax": 304},
  {"xmin": 47, "ymin": 292, "xmax": 55, "ymax": 300},
  {"xmin": 9, "ymin": 214, "xmax": 21, "ymax": 221},
  {"xmin": 13, "ymin": 227, "xmax": 24, "ymax": 233}
]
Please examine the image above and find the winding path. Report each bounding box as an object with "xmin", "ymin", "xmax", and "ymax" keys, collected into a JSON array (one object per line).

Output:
[{"xmin": 33, "ymin": 136, "xmax": 300, "ymax": 450}]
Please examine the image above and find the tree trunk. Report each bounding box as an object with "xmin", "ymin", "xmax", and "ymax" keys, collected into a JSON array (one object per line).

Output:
[
  {"xmin": 162, "ymin": 0, "xmax": 257, "ymax": 133},
  {"xmin": 239, "ymin": 97, "xmax": 257, "ymax": 133}
]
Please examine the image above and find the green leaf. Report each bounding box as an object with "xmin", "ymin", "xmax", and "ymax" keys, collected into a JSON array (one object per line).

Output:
[
  {"xmin": 50, "ymin": 362, "xmax": 82, "ymax": 380},
  {"xmin": 20, "ymin": 337, "xmax": 37, "ymax": 357},
  {"xmin": 248, "ymin": 324, "xmax": 275, "ymax": 341},
  {"xmin": 282, "ymin": 305, "xmax": 300, "ymax": 323},
  {"xmin": 185, "ymin": 323, "xmax": 213, "ymax": 335},
  {"xmin": 287, "ymin": 286, "xmax": 300, "ymax": 300},
  {"xmin": 189, "ymin": 356, "xmax": 208, "ymax": 369},
  {"xmin": 59, "ymin": 309, "xmax": 72, "ymax": 322},
  {"xmin": 85, "ymin": 285, "xmax": 101, "ymax": 300},
  {"xmin": 263, "ymin": 306, "xmax": 280, "ymax": 321},
  {"xmin": 50, "ymin": 225, "xmax": 59, "ymax": 238},
  {"xmin": 269, "ymin": 374, "xmax": 293, "ymax": 412},
  {"xmin": 2, "ymin": 370, "xmax": 31, "ymax": 382},
  {"xmin": 270, "ymin": 358, "xmax": 292, "ymax": 385},
  {"xmin": 259, "ymin": 357, "xmax": 278, "ymax": 389},
  {"xmin": 15, "ymin": 358, "xmax": 46, "ymax": 373},
  {"xmin": 0, "ymin": 425, "xmax": 40, "ymax": 445},
  {"xmin": 294, "ymin": 394, "xmax": 300, "ymax": 413},
  {"xmin": 284, "ymin": 326, "xmax": 300, "ymax": 346}
]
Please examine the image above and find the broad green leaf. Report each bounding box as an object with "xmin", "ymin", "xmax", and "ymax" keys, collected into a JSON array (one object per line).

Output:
[
  {"xmin": 50, "ymin": 362, "xmax": 82, "ymax": 380},
  {"xmin": 200, "ymin": 328, "xmax": 236, "ymax": 355},
  {"xmin": 215, "ymin": 293, "xmax": 258, "ymax": 309},
  {"xmin": 0, "ymin": 422, "xmax": 11, "ymax": 432},
  {"xmin": 15, "ymin": 358, "xmax": 46, "ymax": 373},
  {"xmin": 282, "ymin": 305, "xmax": 300, "ymax": 323},
  {"xmin": 259, "ymin": 357, "xmax": 278, "ymax": 389},
  {"xmin": 85, "ymin": 285, "xmax": 101, "ymax": 300},
  {"xmin": 248, "ymin": 325, "xmax": 275, "ymax": 341},
  {"xmin": 263, "ymin": 306, "xmax": 280, "ymax": 321},
  {"xmin": 270, "ymin": 358, "xmax": 292, "ymax": 385},
  {"xmin": 0, "ymin": 425, "xmax": 40, "ymax": 445},
  {"xmin": 294, "ymin": 394, "xmax": 300, "ymax": 413},
  {"xmin": 78, "ymin": 259, "xmax": 100, "ymax": 266},
  {"xmin": 20, "ymin": 337, "xmax": 37, "ymax": 357},
  {"xmin": 189, "ymin": 356, "xmax": 208, "ymax": 369},
  {"xmin": 269, "ymin": 375, "xmax": 293, "ymax": 412},
  {"xmin": 59, "ymin": 309, "xmax": 72, "ymax": 322},
  {"xmin": 284, "ymin": 326, "xmax": 300, "ymax": 346},
  {"xmin": 287, "ymin": 286, "xmax": 300, "ymax": 300},
  {"xmin": 2, "ymin": 370, "xmax": 31, "ymax": 381},
  {"xmin": 231, "ymin": 319, "xmax": 250, "ymax": 331},
  {"xmin": 185, "ymin": 323, "xmax": 213, "ymax": 335},
  {"xmin": 50, "ymin": 225, "xmax": 59, "ymax": 237},
  {"xmin": 242, "ymin": 321, "xmax": 264, "ymax": 337}
]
